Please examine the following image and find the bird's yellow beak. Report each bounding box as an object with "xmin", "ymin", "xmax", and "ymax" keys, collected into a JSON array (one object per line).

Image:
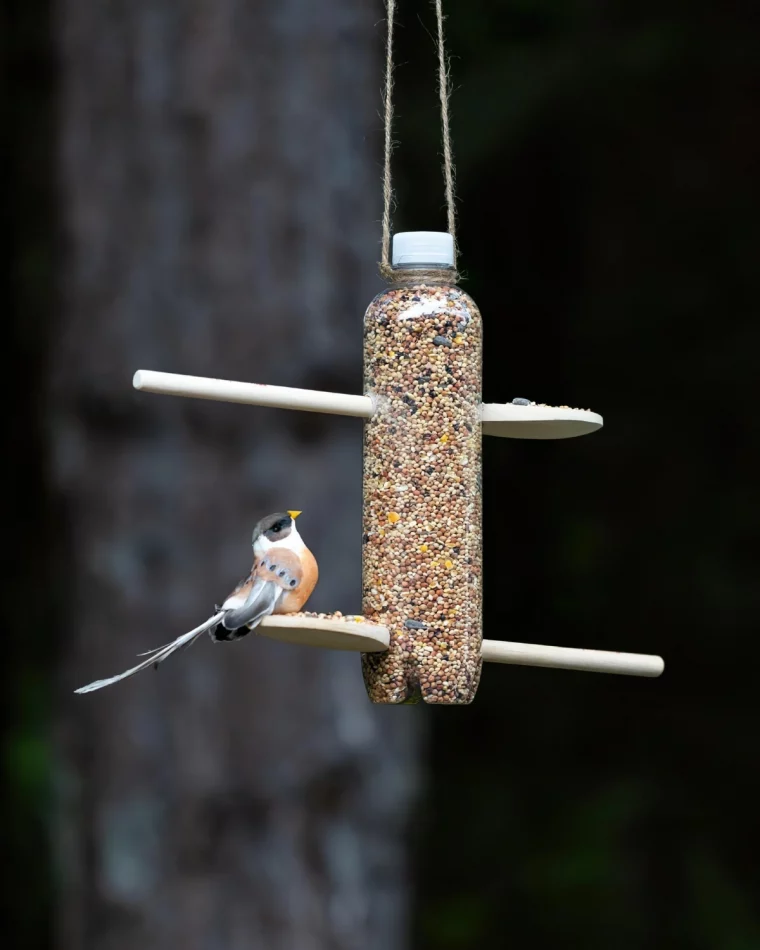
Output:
[{"xmin": 288, "ymin": 510, "xmax": 302, "ymax": 520}]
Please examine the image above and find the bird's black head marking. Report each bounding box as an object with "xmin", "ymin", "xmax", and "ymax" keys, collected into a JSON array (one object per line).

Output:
[{"xmin": 252, "ymin": 512, "xmax": 294, "ymax": 544}]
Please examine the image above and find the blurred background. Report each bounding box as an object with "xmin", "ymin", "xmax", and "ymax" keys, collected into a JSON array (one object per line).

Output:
[{"xmin": 3, "ymin": 0, "xmax": 758, "ymax": 948}]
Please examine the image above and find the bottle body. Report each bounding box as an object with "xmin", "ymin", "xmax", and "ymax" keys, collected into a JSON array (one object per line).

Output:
[{"xmin": 361, "ymin": 272, "xmax": 483, "ymax": 704}]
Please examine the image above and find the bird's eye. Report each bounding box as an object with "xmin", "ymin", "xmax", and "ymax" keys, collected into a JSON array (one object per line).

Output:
[{"xmin": 271, "ymin": 525, "xmax": 280, "ymax": 533}]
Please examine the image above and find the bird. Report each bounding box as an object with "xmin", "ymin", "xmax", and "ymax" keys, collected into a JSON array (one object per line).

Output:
[{"xmin": 75, "ymin": 510, "xmax": 318, "ymax": 693}]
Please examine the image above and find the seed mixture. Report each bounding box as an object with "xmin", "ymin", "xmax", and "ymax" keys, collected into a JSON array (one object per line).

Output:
[
  {"xmin": 262, "ymin": 611, "xmax": 368, "ymax": 622},
  {"xmin": 512, "ymin": 397, "xmax": 593, "ymax": 410},
  {"xmin": 361, "ymin": 276, "xmax": 483, "ymax": 704}
]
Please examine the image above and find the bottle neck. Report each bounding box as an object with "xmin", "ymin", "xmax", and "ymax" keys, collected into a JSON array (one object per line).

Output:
[{"xmin": 389, "ymin": 264, "xmax": 457, "ymax": 287}]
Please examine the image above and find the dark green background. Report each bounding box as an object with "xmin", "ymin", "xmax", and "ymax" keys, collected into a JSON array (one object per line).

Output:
[
  {"xmin": 393, "ymin": 3, "xmax": 759, "ymax": 948},
  {"xmin": 4, "ymin": 0, "xmax": 758, "ymax": 947}
]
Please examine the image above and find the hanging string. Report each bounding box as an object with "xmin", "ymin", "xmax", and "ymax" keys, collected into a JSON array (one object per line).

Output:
[
  {"xmin": 434, "ymin": 0, "xmax": 457, "ymax": 248},
  {"xmin": 380, "ymin": 0, "xmax": 459, "ymax": 279},
  {"xmin": 380, "ymin": 0, "xmax": 396, "ymax": 277}
]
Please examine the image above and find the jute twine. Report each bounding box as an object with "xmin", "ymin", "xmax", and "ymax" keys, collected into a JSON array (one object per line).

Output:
[{"xmin": 379, "ymin": 0, "xmax": 459, "ymax": 282}]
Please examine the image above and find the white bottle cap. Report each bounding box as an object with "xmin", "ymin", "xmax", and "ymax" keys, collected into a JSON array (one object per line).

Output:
[{"xmin": 391, "ymin": 231, "xmax": 454, "ymax": 268}]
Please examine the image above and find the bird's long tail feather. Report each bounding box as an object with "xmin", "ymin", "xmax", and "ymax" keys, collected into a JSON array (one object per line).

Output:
[{"xmin": 74, "ymin": 612, "xmax": 224, "ymax": 694}]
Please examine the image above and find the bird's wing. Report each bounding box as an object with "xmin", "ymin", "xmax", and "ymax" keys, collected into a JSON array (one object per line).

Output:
[
  {"xmin": 220, "ymin": 571, "xmax": 281, "ymax": 630},
  {"xmin": 255, "ymin": 548, "xmax": 305, "ymax": 590},
  {"xmin": 74, "ymin": 612, "xmax": 224, "ymax": 694},
  {"xmin": 220, "ymin": 550, "xmax": 305, "ymax": 630}
]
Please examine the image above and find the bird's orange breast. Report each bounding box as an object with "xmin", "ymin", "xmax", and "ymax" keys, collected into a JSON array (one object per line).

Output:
[{"xmin": 274, "ymin": 546, "xmax": 318, "ymax": 613}]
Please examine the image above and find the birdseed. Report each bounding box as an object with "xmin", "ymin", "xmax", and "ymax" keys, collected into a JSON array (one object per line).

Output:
[{"xmin": 361, "ymin": 273, "xmax": 483, "ymax": 704}]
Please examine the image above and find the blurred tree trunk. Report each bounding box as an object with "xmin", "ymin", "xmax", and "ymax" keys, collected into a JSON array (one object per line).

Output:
[{"xmin": 51, "ymin": 2, "xmax": 420, "ymax": 949}]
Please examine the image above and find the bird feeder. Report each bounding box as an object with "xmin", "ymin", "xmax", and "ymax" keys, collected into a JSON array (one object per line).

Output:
[{"xmin": 128, "ymin": 230, "xmax": 664, "ymax": 705}]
